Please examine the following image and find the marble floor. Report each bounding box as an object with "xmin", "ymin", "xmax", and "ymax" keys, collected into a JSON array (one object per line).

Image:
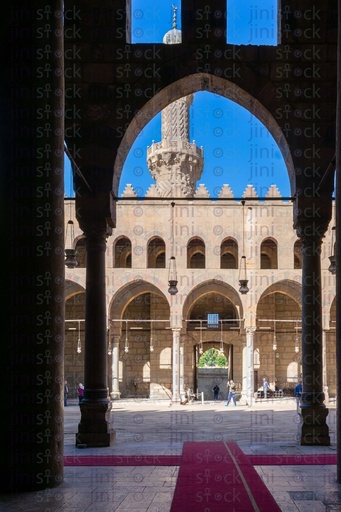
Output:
[{"xmin": 1, "ymin": 398, "xmax": 340, "ymax": 511}]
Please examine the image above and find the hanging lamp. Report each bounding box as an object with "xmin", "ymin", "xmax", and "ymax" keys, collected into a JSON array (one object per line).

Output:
[
  {"xmin": 150, "ymin": 320, "xmax": 154, "ymax": 352},
  {"xmin": 168, "ymin": 256, "xmax": 178, "ymax": 295},
  {"xmin": 168, "ymin": 202, "xmax": 178, "ymax": 295},
  {"xmin": 124, "ymin": 320, "xmax": 129, "ymax": 353},
  {"xmin": 238, "ymin": 200, "xmax": 249, "ymax": 294},
  {"xmin": 76, "ymin": 321, "xmax": 81, "ymax": 353},
  {"xmin": 219, "ymin": 318, "xmax": 224, "ymax": 354},
  {"xmin": 272, "ymin": 322, "xmax": 277, "ymax": 351},
  {"xmin": 107, "ymin": 327, "xmax": 112, "ymax": 356},
  {"xmin": 294, "ymin": 323, "xmax": 300, "ymax": 353},
  {"xmin": 65, "ymin": 202, "xmax": 78, "ymax": 268},
  {"xmin": 328, "ymin": 225, "xmax": 336, "ymax": 275},
  {"xmin": 199, "ymin": 320, "xmax": 203, "ymax": 354}
]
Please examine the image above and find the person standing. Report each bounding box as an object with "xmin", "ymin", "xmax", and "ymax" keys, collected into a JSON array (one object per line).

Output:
[
  {"xmin": 77, "ymin": 383, "xmax": 84, "ymax": 405},
  {"xmin": 294, "ymin": 380, "xmax": 303, "ymax": 411},
  {"xmin": 225, "ymin": 379, "xmax": 237, "ymax": 407},
  {"xmin": 263, "ymin": 378, "xmax": 269, "ymax": 399},
  {"xmin": 64, "ymin": 380, "xmax": 69, "ymax": 407},
  {"xmin": 213, "ymin": 384, "xmax": 220, "ymax": 401}
]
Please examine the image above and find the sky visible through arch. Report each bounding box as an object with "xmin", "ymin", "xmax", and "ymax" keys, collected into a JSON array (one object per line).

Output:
[{"xmin": 64, "ymin": 0, "xmax": 291, "ymax": 199}]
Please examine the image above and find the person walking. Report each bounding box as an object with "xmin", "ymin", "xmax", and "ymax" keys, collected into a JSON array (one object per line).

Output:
[
  {"xmin": 225, "ymin": 379, "xmax": 237, "ymax": 407},
  {"xmin": 64, "ymin": 380, "xmax": 69, "ymax": 407},
  {"xmin": 77, "ymin": 383, "xmax": 84, "ymax": 405},
  {"xmin": 213, "ymin": 385, "xmax": 220, "ymax": 401},
  {"xmin": 263, "ymin": 378, "xmax": 269, "ymax": 399}
]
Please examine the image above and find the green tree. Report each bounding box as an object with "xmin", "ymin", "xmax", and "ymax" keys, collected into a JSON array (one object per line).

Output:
[{"xmin": 198, "ymin": 348, "xmax": 228, "ymax": 368}]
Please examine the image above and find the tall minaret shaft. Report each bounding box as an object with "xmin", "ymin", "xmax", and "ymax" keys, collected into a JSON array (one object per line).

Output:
[
  {"xmin": 146, "ymin": 6, "xmax": 204, "ymax": 197},
  {"xmin": 161, "ymin": 95, "xmax": 192, "ymax": 141}
]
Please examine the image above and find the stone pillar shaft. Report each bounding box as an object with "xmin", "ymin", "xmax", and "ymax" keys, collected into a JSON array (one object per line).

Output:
[
  {"xmin": 111, "ymin": 338, "xmax": 121, "ymax": 399},
  {"xmin": 84, "ymin": 230, "xmax": 108, "ymax": 395},
  {"xmin": 172, "ymin": 329, "xmax": 181, "ymax": 401},
  {"xmin": 246, "ymin": 328, "xmax": 255, "ymax": 406},
  {"xmin": 2, "ymin": 0, "xmax": 65, "ymax": 491},
  {"xmin": 300, "ymin": 232, "xmax": 330, "ymax": 445},
  {"xmin": 180, "ymin": 341, "xmax": 184, "ymax": 395},
  {"xmin": 76, "ymin": 225, "xmax": 115, "ymax": 447}
]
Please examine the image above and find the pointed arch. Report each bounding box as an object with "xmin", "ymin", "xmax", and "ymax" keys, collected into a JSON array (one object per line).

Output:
[
  {"xmin": 221, "ymin": 237, "xmax": 238, "ymax": 269},
  {"xmin": 113, "ymin": 74, "xmax": 295, "ymax": 196},
  {"xmin": 260, "ymin": 237, "xmax": 278, "ymax": 269},
  {"xmin": 147, "ymin": 236, "xmax": 166, "ymax": 268},
  {"xmin": 187, "ymin": 236, "xmax": 205, "ymax": 268}
]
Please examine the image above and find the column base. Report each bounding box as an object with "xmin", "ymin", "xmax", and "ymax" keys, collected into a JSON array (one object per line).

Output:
[
  {"xmin": 300, "ymin": 407, "xmax": 330, "ymax": 446},
  {"xmin": 238, "ymin": 392, "xmax": 248, "ymax": 405},
  {"xmin": 110, "ymin": 391, "xmax": 121, "ymax": 400},
  {"xmin": 76, "ymin": 431, "xmax": 116, "ymax": 448},
  {"xmin": 76, "ymin": 399, "xmax": 115, "ymax": 448}
]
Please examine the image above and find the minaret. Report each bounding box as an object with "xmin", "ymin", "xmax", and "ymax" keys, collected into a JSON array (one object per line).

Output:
[{"xmin": 147, "ymin": 6, "xmax": 204, "ymax": 197}]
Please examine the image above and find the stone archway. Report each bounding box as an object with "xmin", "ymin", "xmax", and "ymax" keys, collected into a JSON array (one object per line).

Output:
[
  {"xmin": 108, "ymin": 281, "xmax": 171, "ymax": 399},
  {"xmin": 182, "ymin": 279, "xmax": 244, "ymax": 395},
  {"xmin": 256, "ymin": 280, "xmax": 302, "ymax": 392},
  {"xmin": 113, "ymin": 74, "xmax": 296, "ymax": 197},
  {"xmin": 64, "ymin": 281, "xmax": 86, "ymax": 399}
]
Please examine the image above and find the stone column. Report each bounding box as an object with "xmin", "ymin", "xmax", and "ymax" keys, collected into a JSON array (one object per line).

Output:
[
  {"xmin": 298, "ymin": 227, "xmax": 330, "ymax": 445},
  {"xmin": 172, "ymin": 328, "xmax": 181, "ymax": 402},
  {"xmin": 240, "ymin": 345, "xmax": 248, "ymax": 405},
  {"xmin": 2, "ymin": 0, "xmax": 65, "ymax": 491},
  {"xmin": 111, "ymin": 336, "xmax": 121, "ymax": 400},
  {"xmin": 76, "ymin": 221, "xmax": 115, "ymax": 447},
  {"xmin": 322, "ymin": 330, "xmax": 329, "ymax": 406},
  {"xmin": 246, "ymin": 327, "xmax": 256, "ymax": 406},
  {"xmin": 180, "ymin": 339, "xmax": 184, "ymax": 396}
]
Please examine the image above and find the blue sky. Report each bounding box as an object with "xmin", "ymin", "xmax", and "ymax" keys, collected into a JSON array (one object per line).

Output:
[
  {"xmin": 119, "ymin": 92, "xmax": 289, "ymax": 198},
  {"xmin": 65, "ymin": 0, "xmax": 290, "ymax": 199}
]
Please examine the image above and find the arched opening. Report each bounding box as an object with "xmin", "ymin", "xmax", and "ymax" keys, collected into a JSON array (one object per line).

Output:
[
  {"xmin": 114, "ymin": 236, "xmax": 132, "ymax": 268},
  {"xmin": 221, "ymin": 237, "xmax": 238, "ymax": 269},
  {"xmin": 294, "ymin": 239, "xmax": 302, "ymax": 269},
  {"xmin": 113, "ymin": 75, "xmax": 295, "ymax": 199},
  {"xmin": 187, "ymin": 237, "xmax": 205, "ymax": 268},
  {"xmin": 197, "ymin": 346, "xmax": 229, "ymax": 401},
  {"xmin": 260, "ymin": 237, "xmax": 278, "ymax": 269},
  {"xmin": 108, "ymin": 283, "xmax": 171, "ymax": 399},
  {"xmin": 64, "ymin": 285, "xmax": 86, "ymax": 399},
  {"xmin": 147, "ymin": 236, "xmax": 166, "ymax": 268},
  {"xmin": 256, "ymin": 281, "xmax": 302, "ymax": 393},
  {"xmin": 198, "ymin": 347, "xmax": 228, "ymax": 368},
  {"xmin": 75, "ymin": 238, "xmax": 86, "ymax": 268}
]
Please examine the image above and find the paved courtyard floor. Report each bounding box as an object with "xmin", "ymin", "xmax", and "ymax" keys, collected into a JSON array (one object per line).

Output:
[{"xmin": 1, "ymin": 397, "xmax": 340, "ymax": 511}]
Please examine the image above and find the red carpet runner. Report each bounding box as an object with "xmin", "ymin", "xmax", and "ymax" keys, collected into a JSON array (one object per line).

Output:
[
  {"xmin": 169, "ymin": 442, "xmax": 281, "ymax": 512},
  {"xmin": 64, "ymin": 452, "xmax": 336, "ymax": 467}
]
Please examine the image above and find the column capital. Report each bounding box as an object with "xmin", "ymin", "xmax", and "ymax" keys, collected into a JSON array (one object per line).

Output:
[
  {"xmin": 245, "ymin": 326, "xmax": 256, "ymax": 335},
  {"xmin": 295, "ymin": 218, "xmax": 330, "ymax": 247},
  {"xmin": 80, "ymin": 217, "xmax": 112, "ymax": 239}
]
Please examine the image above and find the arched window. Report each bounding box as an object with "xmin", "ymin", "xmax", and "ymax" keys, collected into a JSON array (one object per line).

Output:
[
  {"xmin": 114, "ymin": 237, "xmax": 132, "ymax": 268},
  {"xmin": 147, "ymin": 237, "xmax": 166, "ymax": 268},
  {"xmin": 160, "ymin": 347, "xmax": 172, "ymax": 369},
  {"xmin": 221, "ymin": 238, "xmax": 238, "ymax": 269},
  {"xmin": 75, "ymin": 238, "xmax": 86, "ymax": 268},
  {"xmin": 260, "ymin": 238, "xmax": 278, "ymax": 269},
  {"xmin": 143, "ymin": 362, "xmax": 150, "ymax": 382},
  {"xmin": 254, "ymin": 348, "xmax": 260, "ymax": 368},
  {"xmin": 287, "ymin": 362, "xmax": 299, "ymax": 383},
  {"xmin": 187, "ymin": 237, "xmax": 205, "ymax": 268},
  {"xmin": 294, "ymin": 239, "xmax": 302, "ymax": 269}
]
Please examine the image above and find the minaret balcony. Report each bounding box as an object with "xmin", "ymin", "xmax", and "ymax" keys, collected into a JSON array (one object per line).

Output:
[{"xmin": 147, "ymin": 139, "xmax": 204, "ymax": 160}]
